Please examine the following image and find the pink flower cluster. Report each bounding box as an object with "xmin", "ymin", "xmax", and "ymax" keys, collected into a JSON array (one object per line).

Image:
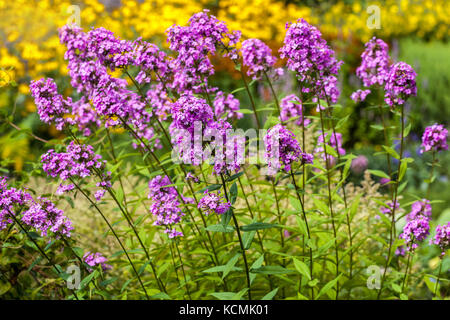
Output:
[
  {"xmin": 83, "ymin": 251, "xmax": 112, "ymax": 272},
  {"xmin": 279, "ymin": 19, "xmax": 343, "ymax": 103},
  {"xmin": 41, "ymin": 141, "xmax": 111, "ymax": 201},
  {"xmin": 430, "ymin": 222, "xmax": 450, "ymax": 256},
  {"xmin": 356, "ymin": 37, "xmax": 390, "ymax": 87},
  {"xmin": 213, "ymin": 91, "xmax": 243, "ymax": 120},
  {"xmin": 315, "ymin": 131, "xmax": 346, "ymax": 165},
  {"xmin": 0, "ymin": 177, "xmax": 73, "ymax": 238},
  {"xmin": 384, "ymin": 61, "xmax": 417, "ymax": 107},
  {"xmin": 166, "ymin": 9, "xmax": 240, "ymax": 94},
  {"xmin": 279, "ymin": 94, "xmax": 310, "ymax": 126},
  {"xmin": 350, "ymin": 89, "xmax": 371, "ymax": 103},
  {"xmin": 241, "ymin": 38, "xmax": 283, "ymax": 80},
  {"xmin": 148, "ymin": 175, "xmax": 184, "ymax": 238},
  {"xmin": 399, "ymin": 200, "xmax": 432, "ymax": 252},
  {"xmin": 421, "ymin": 123, "xmax": 448, "ymax": 153},
  {"xmin": 265, "ymin": 124, "xmax": 313, "ymax": 173},
  {"xmin": 198, "ymin": 190, "xmax": 231, "ymax": 216}
]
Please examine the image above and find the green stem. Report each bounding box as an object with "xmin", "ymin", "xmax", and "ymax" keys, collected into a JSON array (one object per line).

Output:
[
  {"xmin": 220, "ymin": 173, "xmax": 252, "ymax": 300},
  {"xmin": 378, "ymin": 105, "xmax": 405, "ymax": 299},
  {"xmin": 318, "ymin": 108, "xmax": 340, "ymax": 299},
  {"xmin": 427, "ymin": 150, "xmax": 436, "ymax": 198},
  {"xmin": 174, "ymin": 239, "xmax": 192, "ymax": 299},
  {"xmin": 263, "ymin": 70, "xmax": 281, "ymax": 117},
  {"xmin": 434, "ymin": 258, "xmax": 442, "ymax": 297},
  {"xmin": 401, "ymin": 249, "xmax": 413, "ymax": 293},
  {"xmin": 289, "ymin": 169, "xmax": 314, "ymax": 299},
  {"xmin": 69, "ymin": 179, "xmax": 150, "ymax": 300},
  {"xmin": 8, "ymin": 212, "xmax": 79, "ymax": 300}
]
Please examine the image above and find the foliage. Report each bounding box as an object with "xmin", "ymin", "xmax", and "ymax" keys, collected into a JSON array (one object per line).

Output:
[{"xmin": 0, "ymin": 7, "xmax": 449, "ymax": 301}]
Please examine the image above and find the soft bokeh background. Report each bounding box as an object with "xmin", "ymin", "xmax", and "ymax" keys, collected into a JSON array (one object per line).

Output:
[{"xmin": 0, "ymin": 0, "xmax": 449, "ymax": 216}]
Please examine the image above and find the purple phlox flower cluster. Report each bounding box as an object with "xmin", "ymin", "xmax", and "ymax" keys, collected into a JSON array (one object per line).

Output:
[
  {"xmin": 83, "ymin": 251, "xmax": 112, "ymax": 272},
  {"xmin": 70, "ymin": 97, "xmax": 101, "ymax": 136},
  {"xmin": 22, "ymin": 197, "xmax": 73, "ymax": 238},
  {"xmin": 430, "ymin": 222, "xmax": 450, "ymax": 257},
  {"xmin": 85, "ymin": 27, "xmax": 134, "ymax": 70},
  {"xmin": 384, "ymin": 61, "xmax": 417, "ymax": 107},
  {"xmin": 170, "ymin": 94, "xmax": 213, "ymax": 133},
  {"xmin": 213, "ymin": 91, "xmax": 243, "ymax": 120},
  {"xmin": 133, "ymin": 38, "xmax": 171, "ymax": 84},
  {"xmin": 379, "ymin": 200, "xmax": 401, "ymax": 216},
  {"xmin": 395, "ymin": 246, "xmax": 406, "ymax": 257},
  {"xmin": 30, "ymin": 78, "xmax": 72, "ymax": 131},
  {"xmin": 406, "ymin": 199, "xmax": 432, "ymax": 222},
  {"xmin": 198, "ymin": 190, "xmax": 231, "ymax": 216},
  {"xmin": 351, "ymin": 155, "xmax": 369, "ymax": 174},
  {"xmin": 420, "ymin": 124, "xmax": 448, "ymax": 153},
  {"xmin": 59, "ymin": 25, "xmax": 110, "ymax": 94},
  {"xmin": 265, "ymin": 124, "xmax": 313, "ymax": 173},
  {"xmin": 59, "ymin": 25, "xmax": 160, "ymax": 149},
  {"xmin": 241, "ymin": 38, "xmax": 283, "ymax": 80},
  {"xmin": 41, "ymin": 142, "xmax": 111, "ymax": 201},
  {"xmin": 0, "ymin": 177, "xmax": 33, "ymax": 230},
  {"xmin": 0, "ymin": 178, "xmax": 73, "ymax": 238},
  {"xmin": 30, "ymin": 77, "xmax": 101, "ymax": 136},
  {"xmin": 351, "ymin": 89, "xmax": 371, "ymax": 103},
  {"xmin": 279, "ymin": 19, "xmax": 343, "ymax": 103},
  {"xmin": 356, "ymin": 37, "xmax": 390, "ymax": 87},
  {"xmin": 399, "ymin": 200, "xmax": 433, "ymax": 252},
  {"xmin": 399, "ymin": 216, "xmax": 430, "ymax": 252},
  {"xmin": 203, "ymin": 119, "xmax": 245, "ymax": 175},
  {"xmin": 146, "ymin": 84, "xmax": 173, "ymax": 121},
  {"xmin": 314, "ymin": 131, "xmax": 346, "ymax": 165},
  {"xmin": 166, "ymin": 10, "xmax": 240, "ymax": 94},
  {"xmin": 279, "ymin": 94, "xmax": 310, "ymax": 126},
  {"xmin": 186, "ymin": 172, "xmax": 200, "ymax": 183},
  {"xmin": 148, "ymin": 175, "xmax": 184, "ymax": 238},
  {"xmin": 169, "ymin": 94, "xmax": 213, "ymax": 166}
]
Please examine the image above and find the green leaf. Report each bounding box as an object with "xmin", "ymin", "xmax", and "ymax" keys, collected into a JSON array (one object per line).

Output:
[
  {"xmin": 240, "ymin": 222, "xmax": 278, "ymax": 231},
  {"xmin": 79, "ymin": 270, "xmax": 98, "ymax": 290},
  {"xmin": 296, "ymin": 216, "xmax": 308, "ymax": 237},
  {"xmin": 335, "ymin": 114, "xmax": 350, "ymax": 129},
  {"xmin": 316, "ymin": 273, "xmax": 343, "ymax": 299},
  {"xmin": 292, "ymin": 258, "xmax": 311, "ymax": 280},
  {"xmin": 243, "ymin": 230, "xmax": 256, "ymax": 250},
  {"xmin": 261, "ymin": 288, "xmax": 279, "ymax": 300},
  {"xmin": 230, "ymin": 182, "xmax": 238, "ymax": 205},
  {"xmin": 391, "ymin": 283, "xmax": 402, "ymax": 293},
  {"xmin": 250, "ymin": 266, "xmax": 294, "ymax": 275},
  {"xmin": 203, "ymin": 265, "xmax": 242, "ymax": 274},
  {"xmin": 370, "ymin": 124, "xmax": 384, "ymax": 131},
  {"xmin": 196, "ymin": 184, "xmax": 222, "ymax": 194},
  {"xmin": 312, "ymin": 198, "xmax": 329, "ymax": 215},
  {"xmin": 205, "ymin": 224, "xmax": 235, "ymax": 233},
  {"xmin": 227, "ymin": 172, "xmax": 244, "ymax": 182},
  {"xmin": 116, "ymin": 187, "xmax": 124, "ymax": 205},
  {"xmin": 221, "ymin": 208, "xmax": 232, "ymax": 227},
  {"xmin": 27, "ymin": 256, "xmax": 43, "ymax": 272},
  {"xmin": 222, "ymin": 254, "xmax": 240, "ymax": 279},
  {"xmin": 382, "ymin": 146, "xmax": 400, "ymax": 159},
  {"xmin": 232, "ymin": 288, "xmax": 249, "ymax": 300},
  {"xmin": 237, "ymin": 109, "xmax": 254, "ymax": 114},
  {"xmin": 403, "ymin": 123, "xmax": 412, "ymax": 137},
  {"xmin": 210, "ymin": 292, "xmax": 238, "ymax": 300},
  {"xmin": 308, "ymin": 279, "xmax": 319, "ymax": 287},
  {"xmin": 324, "ymin": 144, "xmax": 338, "ymax": 158},
  {"xmin": 368, "ymin": 169, "xmax": 390, "ymax": 179},
  {"xmin": 0, "ymin": 281, "xmax": 11, "ymax": 296},
  {"xmin": 399, "ymin": 159, "xmax": 408, "ymax": 182}
]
